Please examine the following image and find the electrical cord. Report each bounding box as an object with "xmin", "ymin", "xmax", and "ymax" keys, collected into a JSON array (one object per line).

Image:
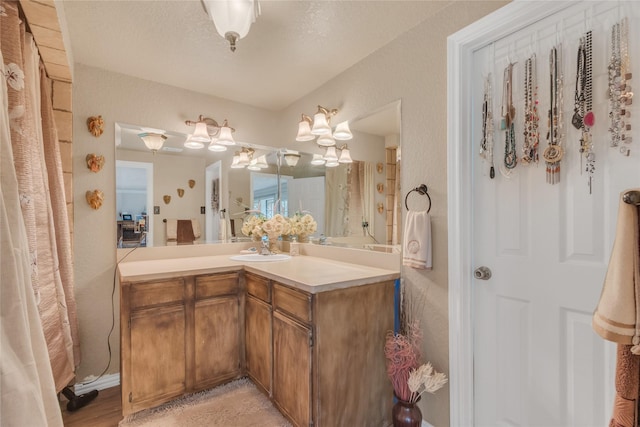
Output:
[
  {"xmin": 362, "ymin": 222, "xmax": 380, "ymax": 244},
  {"xmin": 76, "ymin": 232, "xmax": 145, "ymax": 387}
]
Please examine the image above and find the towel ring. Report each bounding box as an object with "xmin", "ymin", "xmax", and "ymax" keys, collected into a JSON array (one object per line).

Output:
[{"xmin": 405, "ymin": 184, "xmax": 431, "ymax": 213}]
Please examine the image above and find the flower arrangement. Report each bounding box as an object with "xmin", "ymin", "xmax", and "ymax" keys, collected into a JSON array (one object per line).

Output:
[
  {"xmin": 287, "ymin": 212, "xmax": 317, "ymax": 240},
  {"xmin": 241, "ymin": 213, "xmax": 291, "ymax": 241},
  {"xmin": 384, "ymin": 289, "xmax": 447, "ymax": 404}
]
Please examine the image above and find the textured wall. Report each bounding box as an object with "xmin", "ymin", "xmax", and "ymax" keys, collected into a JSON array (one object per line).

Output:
[
  {"xmin": 71, "ymin": 1, "xmax": 507, "ymax": 425},
  {"xmin": 72, "ymin": 65, "xmax": 281, "ymax": 384},
  {"xmin": 280, "ymin": 2, "xmax": 507, "ymax": 425}
]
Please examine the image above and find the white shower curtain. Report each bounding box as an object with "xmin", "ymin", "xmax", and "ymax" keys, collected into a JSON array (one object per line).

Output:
[
  {"xmin": 2, "ymin": 1, "xmax": 79, "ymax": 423},
  {"xmin": 1, "ymin": 47, "xmax": 64, "ymax": 426}
]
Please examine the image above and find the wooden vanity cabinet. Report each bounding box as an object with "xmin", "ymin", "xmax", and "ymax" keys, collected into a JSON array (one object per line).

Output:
[
  {"xmin": 270, "ymin": 280, "xmax": 394, "ymax": 427},
  {"xmin": 120, "ymin": 271, "xmax": 241, "ymax": 415},
  {"xmin": 244, "ymin": 272, "xmax": 272, "ymax": 395},
  {"xmin": 193, "ymin": 273, "xmax": 242, "ymax": 390}
]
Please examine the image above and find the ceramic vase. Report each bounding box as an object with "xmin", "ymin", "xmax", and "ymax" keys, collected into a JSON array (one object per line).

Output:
[{"xmin": 392, "ymin": 395, "xmax": 422, "ymax": 427}]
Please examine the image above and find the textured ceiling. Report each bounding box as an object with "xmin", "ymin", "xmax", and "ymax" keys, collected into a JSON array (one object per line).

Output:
[{"xmin": 61, "ymin": 0, "xmax": 452, "ymax": 111}]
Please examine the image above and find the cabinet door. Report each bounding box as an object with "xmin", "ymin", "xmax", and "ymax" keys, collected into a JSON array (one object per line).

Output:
[
  {"xmin": 194, "ymin": 296, "xmax": 241, "ymax": 389},
  {"xmin": 129, "ymin": 304, "xmax": 186, "ymax": 409},
  {"xmin": 245, "ymin": 295, "xmax": 272, "ymax": 394},
  {"xmin": 273, "ymin": 311, "xmax": 312, "ymax": 427}
]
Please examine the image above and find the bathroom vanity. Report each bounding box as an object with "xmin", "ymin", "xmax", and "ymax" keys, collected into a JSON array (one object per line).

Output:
[{"xmin": 118, "ymin": 253, "xmax": 399, "ymax": 427}]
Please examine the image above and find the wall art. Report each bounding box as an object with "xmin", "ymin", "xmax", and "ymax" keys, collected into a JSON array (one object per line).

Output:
[
  {"xmin": 86, "ymin": 189, "xmax": 104, "ymax": 210},
  {"xmin": 86, "ymin": 153, "xmax": 105, "ymax": 173},
  {"xmin": 87, "ymin": 115, "xmax": 104, "ymax": 137}
]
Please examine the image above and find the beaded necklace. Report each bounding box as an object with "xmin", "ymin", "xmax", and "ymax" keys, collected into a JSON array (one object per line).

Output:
[
  {"xmin": 480, "ymin": 74, "xmax": 495, "ymax": 178},
  {"xmin": 544, "ymin": 44, "xmax": 564, "ymax": 185},
  {"xmin": 502, "ymin": 63, "xmax": 517, "ymax": 170},
  {"xmin": 522, "ymin": 54, "xmax": 539, "ymax": 165},
  {"xmin": 575, "ymin": 31, "xmax": 595, "ymax": 193},
  {"xmin": 608, "ymin": 18, "xmax": 633, "ymax": 156}
]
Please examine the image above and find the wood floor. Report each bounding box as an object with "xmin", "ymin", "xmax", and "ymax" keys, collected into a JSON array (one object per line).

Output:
[{"xmin": 61, "ymin": 386, "xmax": 123, "ymax": 427}]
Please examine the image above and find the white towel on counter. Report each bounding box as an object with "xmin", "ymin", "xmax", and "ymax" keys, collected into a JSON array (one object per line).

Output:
[
  {"xmin": 402, "ymin": 210, "xmax": 432, "ymax": 270},
  {"xmin": 166, "ymin": 219, "xmax": 177, "ymax": 240}
]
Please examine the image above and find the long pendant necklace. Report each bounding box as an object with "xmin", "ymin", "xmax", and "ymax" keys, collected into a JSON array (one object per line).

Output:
[
  {"xmin": 480, "ymin": 74, "xmax": 495, "ymax": 178},
  {"xmin": 522, "ymin": 54, "xmax": 539, "ymax": 165},
  {"xmin": 574, "ymin": 31, "xmax": 595, "ymax": 193},
  {"xmin": 608, "ymin": 18, "xmax": 633, "ymax": 156},
  {"xmin": 502, "ymin": 62, "xmax": 517, "ymax": 171},
  {"xmin": 544, "ymin": 44, "xmax": 564, "ymax": 185}
]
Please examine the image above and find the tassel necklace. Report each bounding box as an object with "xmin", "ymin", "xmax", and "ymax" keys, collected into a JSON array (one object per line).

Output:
[{"xmin": 544, "ymin": 44, "xmax": 564, "ymax": 185}]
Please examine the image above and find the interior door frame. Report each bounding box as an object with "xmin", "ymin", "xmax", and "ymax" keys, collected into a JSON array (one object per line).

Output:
[{"xmin": 446, "ymin": 2, "xmax": 575, "ymax": 425}]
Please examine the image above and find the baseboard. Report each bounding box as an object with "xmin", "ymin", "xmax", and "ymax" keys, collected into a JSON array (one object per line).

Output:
[{"xmin": 74, "ymin": 373, "xmax": 120, "ymax": 394}]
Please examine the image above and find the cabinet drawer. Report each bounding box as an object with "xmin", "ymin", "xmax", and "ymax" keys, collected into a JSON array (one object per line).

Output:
[
  {"xmin": 246, "ymin": 273, "xmax": 271, "ymax": 303},
  {"xmin": 195, "ymin": 273, "xmax": 239, "ymax": 300},
  {"xmin": 273, "ymin": 283, "xmax": 312, "ymax": 324},
  {"xmin": 130, "ymin": 278, "xmax": 185, "ymax": 310}
]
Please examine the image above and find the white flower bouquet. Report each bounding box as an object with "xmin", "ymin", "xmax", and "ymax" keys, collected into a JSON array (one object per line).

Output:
[
  {"xmin": 288, "ymin": 212, "xmax": 317, "ymax": 241},
  {"xmin": 241, "ymin": 213, "xmax": 291, "ymax": 241}
]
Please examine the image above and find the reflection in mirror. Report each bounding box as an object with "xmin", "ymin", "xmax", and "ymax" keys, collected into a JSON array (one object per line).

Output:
[
  {"xmin": 114, "ymin": 100, "xmax": 400, "ymax": 249},
  {"xmin": 275, "ymin": 100, "xmax": 401, "ymax": 249}
]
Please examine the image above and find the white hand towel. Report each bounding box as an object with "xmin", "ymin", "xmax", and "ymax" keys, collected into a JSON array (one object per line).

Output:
[
  {"xmin": 593, "ymin": 189, "xmax": 640, "ymax": 353},
  {"xmin": 403, "ymin": 210, "xmax": 432, "ymax": 270},
  {"xmin": 166, "ymin": 219, "xmax": 177, "ymax": 240},
  {"xmin": 191, "ymin": 218, "xmax": 201, "ymax": 239}
]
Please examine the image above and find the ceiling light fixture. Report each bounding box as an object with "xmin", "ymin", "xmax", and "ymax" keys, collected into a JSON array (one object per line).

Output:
[
  {"xmin": 138, "ymin": 132, "xmax": 167, "ymax": 152},
  {"xmin": 202, "ymin": 0, "xmax": 261, "ymax": 52},
  {"xmin": 322, "ymin": 144, "xmax": 352, "ymax": 167},
  {"xmin": 184, "ymin": 115, "xmax": 236, "ymax": 150},
  {"xmin": 296, "ymin": 105, "xmax": 353, "ymax": 146}
]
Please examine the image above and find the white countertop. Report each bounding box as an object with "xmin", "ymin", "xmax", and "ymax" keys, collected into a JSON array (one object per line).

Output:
[{"xmin": 117, "ymin": 254, "xmax": 400, "ymax": 294}]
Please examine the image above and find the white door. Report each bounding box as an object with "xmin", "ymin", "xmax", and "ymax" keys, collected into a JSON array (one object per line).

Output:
[
  {"xmin": 288, "ymin": 176, "xmax": 325, "ymax": 236},
  {"xmin": 450, "ymin": 2, "xmax": 640, "ymax": 426}
]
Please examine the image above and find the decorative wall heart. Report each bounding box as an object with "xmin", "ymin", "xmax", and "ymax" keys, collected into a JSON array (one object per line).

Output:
[
  {"xmin": 87, "ymin": 115, "xmax": 104, "ymax": 137},
  {"xmin": 188, "ymin": 179, "xmax": 196, "ymax": 189},
  {"xmin": 163, "ymin": 195, "xmax": 171, "ymax": 204},
  {"xmin": 86, "ymin": 189, "xmax": 104, "ymax": 210},
  {"xmin": 177, "ymin": 188, "xmax": 185, "ymax": 198},
  {"xmin": 86, "ymin": 153, "xmax": 105, "ymax": 173}
]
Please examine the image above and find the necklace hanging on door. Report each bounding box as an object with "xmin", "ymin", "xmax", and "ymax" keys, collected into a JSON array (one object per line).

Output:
[
  {"xmin": 480, "ymin": 74, "xmax": 495, "ymax": 179},
  {"xmin": 608, "ymin": 18, "xmax": 633, "ymax": 156},
  {"xmin": 522, "ymin": 54, "xmax": 539, "ymax": 165},
  {"xmin": 544, "ymin": 44, "xmax": 564, "ymax": 185},
  {"xmin": 502, "ymin": 62, "xmax": 517, "ymax": 172},
  {"xmin": 575, "ymin": 31, "xmax": 595, "ymax": 193}
]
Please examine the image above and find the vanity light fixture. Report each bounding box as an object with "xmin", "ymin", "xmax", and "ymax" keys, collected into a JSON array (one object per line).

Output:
[
  {"xmin": 283, "ymin": 152, "xmax": 301, "ymax": 167},
  {"xmin": 202, "ymin": 0, "xmax": 261, "ymax": 52},
  {"xmin": 296, "ymin": 105, "xmax": 353, "ymax": 145},
  {"xmin": 338, "ymin": 145, "xmax": 353, "ymax": 163},
  {"xmin": 230, "ymin": 147, "xmax": 255, "ymax": 169},
  {"xmin": 138, "ymin": 132, "xmax": 167, "ymax": 152},
  {"xmin": 310, "ymin": 154, "xmax": 326, "ymax": 165},
  {"xmin": 184, "ymin": 115, "xmax": 236, "ymax": 150}
]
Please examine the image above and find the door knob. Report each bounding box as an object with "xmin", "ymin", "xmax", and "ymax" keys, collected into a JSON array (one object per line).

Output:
[{"xmin": 474, "ymin": 266, "xmax": 492, "ymax": 280}]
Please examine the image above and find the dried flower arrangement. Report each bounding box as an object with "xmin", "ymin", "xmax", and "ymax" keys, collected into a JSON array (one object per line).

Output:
[{"xmin": 384, "ymin": 286, "xmax": 447, "ymax": 404}]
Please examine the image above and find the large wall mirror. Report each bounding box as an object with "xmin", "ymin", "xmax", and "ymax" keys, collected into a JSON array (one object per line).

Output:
[{"xmin": 114, "ymin": 100, "xmax": 401, "ymax": 250}]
